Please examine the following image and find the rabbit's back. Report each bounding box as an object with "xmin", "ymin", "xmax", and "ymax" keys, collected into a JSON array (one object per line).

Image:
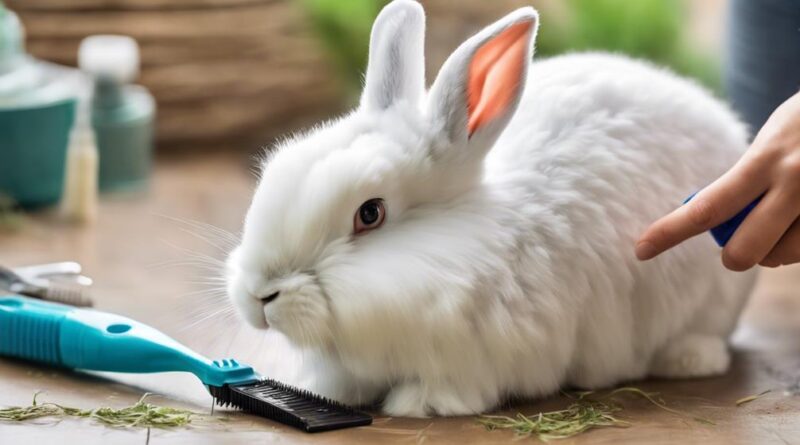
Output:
[
  {"xmin": 485, "ymin": 52, "xmax": 755, "ymax": 388},
  {"xmin": 489, "ymin": 52, "xmax": 747, "ymax": 223}
]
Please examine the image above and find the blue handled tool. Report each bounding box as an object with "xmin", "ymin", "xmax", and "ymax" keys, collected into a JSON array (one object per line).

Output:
[
  {"xmin": 684, "ymin": 193, "xmax": 763, "ymax": 247},
  {"xmin": 0, "ymin": 295, "xmax": 372, "ymax": 432}
]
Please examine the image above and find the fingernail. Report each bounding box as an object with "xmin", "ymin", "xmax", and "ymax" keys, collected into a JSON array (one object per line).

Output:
[{"xmin": 635, "ymin": 241, "xmax": 657, "ymax": 260}]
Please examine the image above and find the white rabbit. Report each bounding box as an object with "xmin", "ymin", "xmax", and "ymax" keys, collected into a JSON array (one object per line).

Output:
[{"xmin": 226, "ymin": 0, "xmax": 757, "ymax": 417}]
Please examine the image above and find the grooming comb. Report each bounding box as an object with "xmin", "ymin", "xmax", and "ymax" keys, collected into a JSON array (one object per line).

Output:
[
  {"xmin": 0, "ymin": 295, "xmax": 372, "ymax": 432},
  {"xmin": 0, "ymin": 264, "xmax": 93, "ymax": 307}
]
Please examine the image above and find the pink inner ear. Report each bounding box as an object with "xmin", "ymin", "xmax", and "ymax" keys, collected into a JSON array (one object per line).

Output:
[{"xmin": 467, "ymin": 21, "xmax": 533, "ymax": 136}]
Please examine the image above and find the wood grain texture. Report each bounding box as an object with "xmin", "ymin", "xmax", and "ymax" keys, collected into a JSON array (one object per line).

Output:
[
  {"xmin": 7, "ymin": 0, "xmax": 342, "ymax": 149},
  {"xmin": 6, "ymin": 0, "xmax": 536, "ymax": 150}
]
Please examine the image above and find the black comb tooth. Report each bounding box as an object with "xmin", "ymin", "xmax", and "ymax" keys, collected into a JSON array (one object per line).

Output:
[{"xmin": 209, "ymin": 379, "xmax": 372, "ymax": 433}]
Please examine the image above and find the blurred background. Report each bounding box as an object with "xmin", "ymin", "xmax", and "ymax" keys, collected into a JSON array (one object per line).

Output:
[{"xmin": 5, "ymin": 0, "xmax": 727, "ymax": 152}]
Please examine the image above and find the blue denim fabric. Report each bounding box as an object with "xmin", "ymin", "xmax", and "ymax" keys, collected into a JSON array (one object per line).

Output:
[{"xmin": 725, "ymin": 0, "xmax": 800, "ymax": 139}]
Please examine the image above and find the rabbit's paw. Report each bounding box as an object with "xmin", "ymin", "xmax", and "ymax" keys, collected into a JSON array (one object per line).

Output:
[
  {"xmin": 383, "ymin": 381, "xmax": 493, "ymax": 417},
  {"xmin": 383, "ymin": 381, "xmax": 430, "ymax": 417},
  {"xmin": 650, "ymin": 334, "xmax": 730, "ymax": 378}
]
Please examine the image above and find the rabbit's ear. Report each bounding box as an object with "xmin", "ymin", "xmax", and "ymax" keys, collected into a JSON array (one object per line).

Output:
[
  {"xmin": 427, "ymin": 8, "xmax": 537, "ymax": 161},
  {"xmin": 361, "ymin": 0, "xmax": 426, "ymax": 111}
]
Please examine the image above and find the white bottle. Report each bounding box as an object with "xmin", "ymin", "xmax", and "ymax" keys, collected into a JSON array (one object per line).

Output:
[
  {"xmin": 78, "ymin": 35, "xmax": 154, "ymax": 192},
  {"xmin": 61, "ymin": 107, "xmax": 98, "ymax": 224}
]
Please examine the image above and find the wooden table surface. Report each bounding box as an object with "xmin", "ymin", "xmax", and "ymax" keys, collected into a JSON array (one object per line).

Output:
[{"xmin": 1, "ymin": 152, "xmax": 799, "ymax": 444}]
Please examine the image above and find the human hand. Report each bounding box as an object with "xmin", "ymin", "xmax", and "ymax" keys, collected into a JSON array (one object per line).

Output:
[{"xmin": 635, "ymin": 91, "xmax": 800, "ymax": 270}]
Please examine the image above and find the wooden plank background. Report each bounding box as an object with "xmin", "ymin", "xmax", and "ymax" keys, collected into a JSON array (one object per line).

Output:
[{"xmin": 7, "ymin": 0, "xmax": 531, "ymax": 150}]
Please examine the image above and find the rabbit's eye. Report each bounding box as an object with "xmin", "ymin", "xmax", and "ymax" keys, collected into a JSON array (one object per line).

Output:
[{"xmin": 354, "ymin": 198, "xmax": 386, "ymax": 234}]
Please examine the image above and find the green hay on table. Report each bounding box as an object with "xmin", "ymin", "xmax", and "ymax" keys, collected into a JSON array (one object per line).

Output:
[
  {"xmin": 479, "ymin": 387, "xmax": 714, "ymax": 441},
  {"xmin": 479, "ymin": 398, "xmax": 629, "ymax": 441},
  {"xmin": 735, "ymin": 389, "xmax": 771, "ymax": 407},
  {"xmin": 0, "ymin": 393, "xmax": 195, "ymax": 429}
]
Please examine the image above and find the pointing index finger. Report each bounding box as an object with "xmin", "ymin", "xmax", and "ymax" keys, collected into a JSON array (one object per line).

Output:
[{"xmin": 635, "ymin": 160, "xmax": 768, "ymax": 260}]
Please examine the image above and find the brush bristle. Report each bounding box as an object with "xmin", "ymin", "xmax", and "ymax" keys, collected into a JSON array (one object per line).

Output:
[{"xmin": 208, "ymin": 379, "xmax": 372, "ymax": 433}]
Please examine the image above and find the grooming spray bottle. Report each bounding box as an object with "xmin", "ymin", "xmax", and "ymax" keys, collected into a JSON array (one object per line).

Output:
[{"xmin": 79, "ymin": 35, "xmax": 155, "ymax": 193}]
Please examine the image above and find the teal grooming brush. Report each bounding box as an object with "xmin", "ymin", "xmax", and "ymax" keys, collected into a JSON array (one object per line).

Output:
[{"xmin": 0, "ymin": 295, "xmax": 372, "ymax": 432}]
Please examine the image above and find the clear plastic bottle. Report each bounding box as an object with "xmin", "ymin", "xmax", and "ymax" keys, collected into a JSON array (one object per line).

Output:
[{"xmin": 61, "ymin": 106, "xmax": 98, "ymax": 224}]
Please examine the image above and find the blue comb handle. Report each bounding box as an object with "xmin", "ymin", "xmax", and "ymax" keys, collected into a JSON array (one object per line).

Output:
[
  {"xmin": 684, "ymin": 193, "xmax": 763, "ymax": 247},
  {"xmin": 0, "ymin": 295, "xmax": 258, "ymax": 388}
]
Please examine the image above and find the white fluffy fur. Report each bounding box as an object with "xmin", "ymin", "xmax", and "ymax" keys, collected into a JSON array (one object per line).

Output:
[{"xmin": 226, "ymin": 0, "xmax": 757, "ymax": 417}]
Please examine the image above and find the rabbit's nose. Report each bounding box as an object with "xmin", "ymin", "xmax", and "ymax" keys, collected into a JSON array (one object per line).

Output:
[{"xmin": 261, "ymin": 291, "xmax": 280, "ymax": 305}]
